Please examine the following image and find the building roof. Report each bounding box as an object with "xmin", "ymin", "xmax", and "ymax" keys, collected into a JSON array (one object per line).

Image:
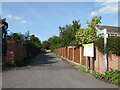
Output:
[{"xmin": 98, "ymin": 25, "xmax": 120, "ymax": 34}]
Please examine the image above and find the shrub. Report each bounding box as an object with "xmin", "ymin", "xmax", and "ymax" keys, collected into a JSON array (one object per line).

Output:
[
  {"xmin": 95, "ymin": 36, "xmax": 120, "ymax": 56},
  {"xmin": 94, "ymin": 73, "xmax": 105, "ymax": 80},
  {"xmin": 94, "ymin": 70, "xmax": 120, "ymax": 85},
  {"xmin": 106, "ymin": 36, "xmax": 120, "ymax": 56},
  {"xmin": 94, "ymin": 37, "xmax": 104, "ymax": 53}
]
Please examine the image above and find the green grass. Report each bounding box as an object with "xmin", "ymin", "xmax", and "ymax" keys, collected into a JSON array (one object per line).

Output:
[
  {"xmin": 62, "ymin": 58, "xmax": 120, "ymax": 85},
  {"xmin": 63, "ymin": 59, "xmax": 90, "ymax": 73}
]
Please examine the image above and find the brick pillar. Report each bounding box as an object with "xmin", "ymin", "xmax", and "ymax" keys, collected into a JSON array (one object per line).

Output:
[
  {"xmin": 73, "ymin": 47, "xmax": 74, "ymax": 61},
  {"xmin": 80, "ymin": 47, "xmax": 82, "ymax": 65},
  {"xmin": 62, "ymin": 48, "xmax": 63, "ymax": 57}
]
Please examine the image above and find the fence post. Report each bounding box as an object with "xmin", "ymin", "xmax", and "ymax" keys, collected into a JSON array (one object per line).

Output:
[
  {"xmin": 80, "ymin": 47, "xmax": 82, "ymax": 65},
  {"xmin": 73, "ymin": 47, "xmax": 74, "ymax": 61},
  {"xmin": 67, "ymin": 47, "xmax": 69, "ymax": 60},
  {"xmin": 62, "ymin": 48, "xmax": 63, "ymax": 57},
  {"xmin": 86, "ymin": 56, "xmax": 89, "ymax": 71}
]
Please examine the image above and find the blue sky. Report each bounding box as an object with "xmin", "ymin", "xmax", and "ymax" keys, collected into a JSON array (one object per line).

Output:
[{"xmin": 2, "ymin": 2, "xmax": 118, "ymax": 41}]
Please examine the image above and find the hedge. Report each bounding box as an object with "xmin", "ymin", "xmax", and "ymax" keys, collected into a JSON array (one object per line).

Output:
[{"xmin": 94, "ymin": 36, "xmax": 120, "ymax": 56}]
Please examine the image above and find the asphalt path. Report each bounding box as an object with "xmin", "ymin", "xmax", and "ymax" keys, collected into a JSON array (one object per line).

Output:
[{"xmin": 2, "ymin": 52, "xmax": 118, "ymax": 88}]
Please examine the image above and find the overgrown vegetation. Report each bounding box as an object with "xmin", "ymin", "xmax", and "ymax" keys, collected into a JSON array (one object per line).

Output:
[
  {"xmin": 95, "ymin": 36, "xmax": 120, "ymax": 56},
  {"xmin": 25, "ymin": 34, "xmax": 42, "ymax": 58},
  {"xmin": 93, "ymin": 70, "xmax": 120, "ymax": 85},
  {"xmin": 7, "ymin": 32, "xmax": 42, "ymax": 58}
]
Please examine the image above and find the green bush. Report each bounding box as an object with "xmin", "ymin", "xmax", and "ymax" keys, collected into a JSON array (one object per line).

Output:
[
  {"xmin": 95, "ymin": 36, "xmax": 120, "ymax": 56},
  {"xmin": 106, "ymin": 36, "xmax": 120, "ymax": 56},
  {"xmin": 94, "ymin": 70, "xmax": 120, "ymax": 85},
  {"xmin": 94, "ymin": 37, "xmax": 104, "ymax": 53},
  {"xmin": 94, "ymin": 73, "xmax": 105, "ymax": 80}
]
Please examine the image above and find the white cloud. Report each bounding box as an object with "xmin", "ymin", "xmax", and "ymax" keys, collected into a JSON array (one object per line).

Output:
[
  {"xmin": 14, "ymin": 16, "xmax": 21, "ymax": 20},
  {"xmin": 6, "ymin": 14, "xmax": 27, "ymax": 24},
  {"xmin": 90, "ymin": 11, "xmax": 98, "ymax": 17},
  {"xmin": 90, "ymin": 1, "xmax": 119, "ymax": 17},
  {"xmin": 7, "ymin": 14, "xmax": 13, "ymax": 19},
  {"xmin": 21, "ymin": 20, "xmax": 27, "ymax": 23},
  {"xmin": 94, "ymin": 0, "xmax": 119, "ymax": 3}
]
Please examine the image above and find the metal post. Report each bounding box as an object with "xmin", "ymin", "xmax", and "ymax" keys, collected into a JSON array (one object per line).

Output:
[{"xmin": 104, "ymin": 28, "xmax": 108, "ymax": 71}]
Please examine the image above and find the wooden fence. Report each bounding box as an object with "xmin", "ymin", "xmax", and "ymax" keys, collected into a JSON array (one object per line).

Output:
[{"xmin": 56, "ymin": 46, "xmax": 120, "ymax": 74}]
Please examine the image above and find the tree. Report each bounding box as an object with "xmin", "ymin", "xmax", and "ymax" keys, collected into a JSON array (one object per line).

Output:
[
  {"xmin": 76, "ymin": 16, "xmax": 102, "ymax": 45},
  {"xmin": 48, "ymin": 36, "xmax": 63, "ymax": 52},
  {"xmin": 9, "ymin": 33, "xmax": 25, "ymax": 44},
  {"xmin": 29, "ymin": 35, "xmax": 42, "ymax": 48},
  {"xmin": 25, "ymin": 34, "xmax": 42, "ymax": 57},
  {"xmin": 59, "ymin": 20, "xmax": 81, "ymax": 46},
  {"xmin": 42, "ymin": 41, "xmax": 50, "ymax": 50}
]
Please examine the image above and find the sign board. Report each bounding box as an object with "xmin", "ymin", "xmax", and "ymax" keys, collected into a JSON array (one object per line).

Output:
[
  {"xmin": 97, "ymin": 30, "xmax": 104, "ymax": 36},
  {"xmin": 97, "ymin": 29, "xmax": 107, "ymax": 37},
  {"xmin": 83, "ymin": 43, "xmax": 94, "ymax": 57}
]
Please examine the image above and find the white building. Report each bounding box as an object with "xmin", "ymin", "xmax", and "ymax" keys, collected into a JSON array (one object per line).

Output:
[{"xmin": 98, "ymin": 25, "xmax": 120, "ymax": 37}]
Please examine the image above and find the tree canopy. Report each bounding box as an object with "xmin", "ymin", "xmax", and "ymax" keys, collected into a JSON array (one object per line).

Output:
[
  {"xmin": 48, "ymin": 36, "xmax": 63, "ymax": 52},
  {"xmin": 42, "ymin": 40, "xmax": 50, "ymax": 50},
  {"xmin": 46, "ymin": 16, "xmax": 102, "ymax": 52},
  {"xmin": 76, "ymin": 16, "xmax": 102, "ymax": 45},
  {"xmin": 59, "ymin": 20, "xmax": 81, "ymax": 46}
]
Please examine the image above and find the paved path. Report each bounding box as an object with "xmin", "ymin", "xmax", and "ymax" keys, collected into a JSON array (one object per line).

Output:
[{"xmin": 2, "ymin": 52, "xmax": 118, "ymax": 88}]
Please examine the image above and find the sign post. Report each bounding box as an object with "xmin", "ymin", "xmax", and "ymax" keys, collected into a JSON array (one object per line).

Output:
[
  {"xmin": 83, "ymin": 43, "xmax": 94, "ymax": 72},
  {"xmin": 83, "ymin": 43, "xmax": 94, "ymax": 57},
  {"xmin": 97, "ymin": 28, "xmax": 108, "ymax": 71}
]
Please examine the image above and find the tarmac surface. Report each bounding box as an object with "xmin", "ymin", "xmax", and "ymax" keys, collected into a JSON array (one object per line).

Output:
[{"xmin": 2, "ymin": 52, "xmax": 118, "ymax": 88}]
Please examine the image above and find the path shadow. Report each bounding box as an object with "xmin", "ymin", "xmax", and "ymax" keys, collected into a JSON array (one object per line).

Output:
[
  {"xmin": 30, "ymin": 52, "xmax": 59, "ymax": 66},
  {"xmin": 2, "ymin": 52, "xmax": 61, "ymax": 71}
]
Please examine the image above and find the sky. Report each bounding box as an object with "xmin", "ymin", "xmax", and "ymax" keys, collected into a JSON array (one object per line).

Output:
[{"xmin": 2, "ymin": 1, "xmax": 119, "ymax": 41}]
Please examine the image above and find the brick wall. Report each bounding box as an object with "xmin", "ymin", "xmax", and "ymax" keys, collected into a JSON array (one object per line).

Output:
[
  {"xmin": 95, "ymin": 48, "xmax": 105, "ymax": 73},
  {"xmin": 95, "ymin": 48, "xmax": 120, "ymax": 73},
  {"xmin": 108, "ymin": 54, "xmax": 120, "ymax": 71},
  {"xmin": 6, "ymin": 39, "xmax": 27, "ymax": 64},
  {"xmin": 6, "ymin": 39, "xmax": 15, "ymax": 64}
]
